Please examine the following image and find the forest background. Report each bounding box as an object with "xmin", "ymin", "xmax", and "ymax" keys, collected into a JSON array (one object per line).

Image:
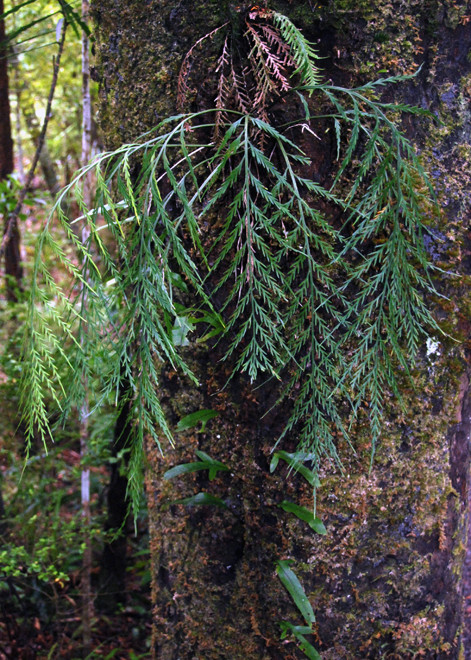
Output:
[{"xmin": 0, "ymin": 1, "xmax": 152, "ymax": 657}]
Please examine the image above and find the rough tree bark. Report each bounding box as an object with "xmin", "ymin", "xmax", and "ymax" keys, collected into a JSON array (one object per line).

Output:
[{"xmin": 91, "ymin": 1, "xmax": 471, "ymax": 657}]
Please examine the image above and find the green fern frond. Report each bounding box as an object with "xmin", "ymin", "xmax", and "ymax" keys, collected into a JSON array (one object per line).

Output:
[
  {"xmin": 272, "ymin": 12, "xmax": 323, "ymax": 90},
  {"xmin": 21, "ymin": 12, "xmax": 442, "ymax": 512}
]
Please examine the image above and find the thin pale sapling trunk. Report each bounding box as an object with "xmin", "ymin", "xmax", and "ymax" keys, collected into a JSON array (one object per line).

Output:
[{"xmin": 80, "ymin": 0, "xmax": 93, "ymax": 654}]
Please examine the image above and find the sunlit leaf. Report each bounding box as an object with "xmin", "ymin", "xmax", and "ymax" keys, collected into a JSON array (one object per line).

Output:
[{"xmin": 172, "ymin": 316, "xmax": 195, "ymax": 347}]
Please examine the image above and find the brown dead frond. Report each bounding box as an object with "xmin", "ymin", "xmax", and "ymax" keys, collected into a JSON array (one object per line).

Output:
[
  {"xmin": 177, "ymin": 9, "xmax": 317, "ymax": 145},
  {"xmin": 214, "ymin": 36, "xmax": 231, "ymax": 140},
  {"xmin": 177, "ymin": 22, "xmax": 229, "ymax": 111},
  {"xmin": 231, "ymin": 64, "xmax": 251, "ymax": 115}
]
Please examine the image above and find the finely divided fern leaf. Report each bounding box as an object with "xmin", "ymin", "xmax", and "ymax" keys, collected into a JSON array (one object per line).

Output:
[
  {"xmin": 21, "ymin": 13, "xmax": 441, "ymax": 513},
  {"xmin": 271, "ymin": 12, "xmax": 322, "ymax": 90}
]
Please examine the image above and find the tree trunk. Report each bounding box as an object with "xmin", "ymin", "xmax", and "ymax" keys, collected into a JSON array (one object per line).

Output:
[
  {"xmin": 91, "ymin": 1, "xmax": 471, "ymax": 657},
  {"xmin": 97, "ymin": 375, "xmax": 132, "ymax": 612},
  {"xmin": 0, "ymin": 0, "xmax": 13, "ymax": 180},
  {"xmin": 0, "ymin": 0, "xmax": 21, "ymax": 302}
]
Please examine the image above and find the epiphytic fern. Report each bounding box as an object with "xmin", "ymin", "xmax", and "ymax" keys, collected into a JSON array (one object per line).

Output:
[{"xmin": 21, "ymin": 11, "xmax": 441, "ymax": 510}]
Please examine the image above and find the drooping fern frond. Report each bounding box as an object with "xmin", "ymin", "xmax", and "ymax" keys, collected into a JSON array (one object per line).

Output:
[
  {"xmin": 271, "ymin": 11, "xmax": 323, "ymax": 90},
  {"xmin": 21, "ymin": 12, "xmax": 442, "ymax": 510},
  {"xmin": 313, "ymin": 80, "xmax": 440, "ymax": 455},
  {"xmin": 231, "ymin": 63, "xmax": 252, "ymax": 115},
  {"xmin": 177, "ymin": 22, "xmax": 229, "ymax": 111},
  {"xmin": 245, "ymin": 21, "xmax": 292, "ymax": 118},
  {"xmin": 214, "ymin": 35, "xmax": 232, "ymax": 138}
]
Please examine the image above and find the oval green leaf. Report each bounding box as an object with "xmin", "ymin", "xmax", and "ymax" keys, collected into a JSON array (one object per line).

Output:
[
  {"xmin": 279, "ymin": 501, "xmax": 327, "ymax": 535},
  {"xmin": 276, "ymin": 560, "xmax": 315, "ymax": 626},
  {"xmin": 176, "ymin": 409, "xmax": 218, "ymax": 432},
  {"xmin": 174, "ymin": 492, "xmax": 228, "ymax": 509}
]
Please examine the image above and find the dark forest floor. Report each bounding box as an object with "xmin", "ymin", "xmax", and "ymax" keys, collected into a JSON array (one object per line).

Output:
[{"xmin": 0, "ymin": 588, "xmax": 151, "ymax": 658}]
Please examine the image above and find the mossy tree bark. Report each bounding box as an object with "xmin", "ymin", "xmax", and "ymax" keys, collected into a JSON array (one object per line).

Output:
[{"xmin": 91, "ymin": 1, "xmax": 471, "ymax": 657}]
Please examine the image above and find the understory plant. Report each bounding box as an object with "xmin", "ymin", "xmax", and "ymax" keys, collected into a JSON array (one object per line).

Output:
[
  {"xmin": 163, "ymin": 447, "xmax": 325, "ymax": 658},
  {"xmin": 21, "ymin": 7, "xmax": 440, "ymax": 515}
]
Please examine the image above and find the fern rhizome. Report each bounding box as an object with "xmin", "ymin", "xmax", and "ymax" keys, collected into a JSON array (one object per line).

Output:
[{"xmin": 21, "ymin": 7, "xmax": 440, "ymax": 510}]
